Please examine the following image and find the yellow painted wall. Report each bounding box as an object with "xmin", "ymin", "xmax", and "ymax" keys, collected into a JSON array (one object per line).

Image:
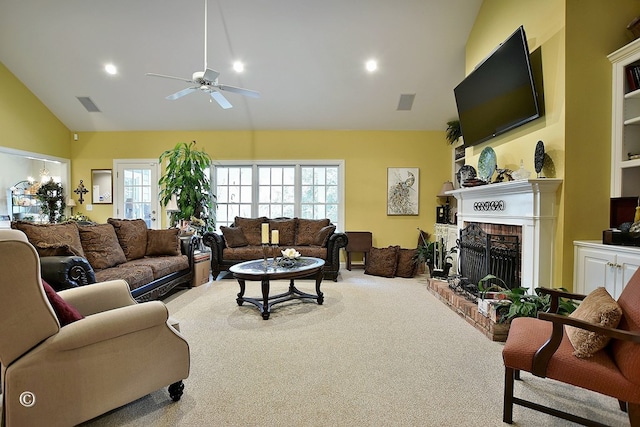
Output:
[
  {"xmin": 72, "ymin": 130, "xmax": 451, "ymax": 247},
  {"xmin": 563, "ymin": 0, "xmax": 640, "ymax": 287},
  {"xmin": 0, "ymin": 62, "xmax": 71, "ymax": 158},
  {"xmin": 466, "ymin": 0, "xmax": 640, "ymax": 288}
]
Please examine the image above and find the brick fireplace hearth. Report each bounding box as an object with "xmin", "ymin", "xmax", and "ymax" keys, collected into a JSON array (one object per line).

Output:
[{"xmin": 427, "ymin": 277, "xmax": 510, "ymax": 341}]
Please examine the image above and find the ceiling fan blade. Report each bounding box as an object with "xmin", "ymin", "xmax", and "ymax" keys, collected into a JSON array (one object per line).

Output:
[
  {"xmin": 202, "ymin": 68, "xmax": 220, "ymax": 82},
  {"xmin": 146, "ymin": 72, "xmax": 194, "ymax": 83},
  {"xmin": 218, "ymin": 84, "xmax": 260, "ymax": 99},
  {"xmin": 210, "ymin": 91, "xmax": 233, "ymax": 109},
  {"xmin": 166, "ymin": 87, "xmax": 197, "ymax": 100}
]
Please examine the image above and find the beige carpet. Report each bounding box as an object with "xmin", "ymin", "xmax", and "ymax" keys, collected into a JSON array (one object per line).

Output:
[{"xmin": 81, "ymin": 269, "xmax": 629, "ymax": 427}]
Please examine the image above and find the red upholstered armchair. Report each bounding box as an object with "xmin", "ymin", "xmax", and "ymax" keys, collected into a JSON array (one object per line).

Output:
[{"xmin": 502, "ymin": 267, "xmax": 640, "ymax": 426}]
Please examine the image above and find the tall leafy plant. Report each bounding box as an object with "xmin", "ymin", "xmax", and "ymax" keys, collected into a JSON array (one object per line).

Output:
[{"xmin": 159, "ymin": 141, "xmax": 215, "ymax": 230}]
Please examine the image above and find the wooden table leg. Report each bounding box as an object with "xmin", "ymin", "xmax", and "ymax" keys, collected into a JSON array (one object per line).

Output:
[
  {"xmin": 236, "ymin": 279, "xmax": 246, "ymax": 305},
  {"xmin": 261, "ymin": 277, "xmax": 271, "ymax": 319},
  {"xmin": 315, "ymin": 268, "xmax": 324, "ymax": 304}
]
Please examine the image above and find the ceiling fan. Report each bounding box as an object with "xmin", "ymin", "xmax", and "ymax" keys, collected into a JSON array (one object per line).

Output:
[{"xmin": 146, "ymin": 0, "xmax": 259, "ymax": 109}]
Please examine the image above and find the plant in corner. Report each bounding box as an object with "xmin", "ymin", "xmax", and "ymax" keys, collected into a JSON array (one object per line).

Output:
[
  {"xmin": 413, "ymin": 229, "xmax": 434, "ymax": 274},
  {"xmin": 159, "ymin": 141, "xmax": 215, "ymax": 231},
  {"xmin": 446, "ymin": 119, "xmax": 462, "ymax": 145}
]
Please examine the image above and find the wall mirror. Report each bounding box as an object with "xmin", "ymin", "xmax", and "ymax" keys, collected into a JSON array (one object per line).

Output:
[{"xmin": 91, "ymin": 169, "xmax": 113, "ymax": 204}]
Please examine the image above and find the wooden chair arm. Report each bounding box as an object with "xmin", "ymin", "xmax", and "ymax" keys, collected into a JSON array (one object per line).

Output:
[
  {"xmin": 536, "ymin": 287, "xmax": 586, "ymax": 313},
  {"xmin": 539, "ymin": 312, "xmax": 640, "ymax": 343},
  {"xmin": 536, "ymin": 287, "xmax": 587, "ymax": 301},
  {"xmin": 531, "ymin": 312, "xmax": 640, "ymax": 377}
]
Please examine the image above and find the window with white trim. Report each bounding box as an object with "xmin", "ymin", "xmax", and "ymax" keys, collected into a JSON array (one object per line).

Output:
[{"xmin": 213, "ymin": 161, "xmax": 343, "ymax": 232}]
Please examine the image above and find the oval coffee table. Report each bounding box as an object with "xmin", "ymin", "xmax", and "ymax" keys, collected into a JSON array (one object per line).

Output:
[{"xmin": 229, "ymin": 257, "xmax": 325, "ymax": 320}]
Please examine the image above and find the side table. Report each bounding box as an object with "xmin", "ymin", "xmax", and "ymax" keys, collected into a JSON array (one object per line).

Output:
[
  {"xmin": 192, "ymin": 251, "xmax": 211, "ymax": 286},
  {"xmin": 345, "ymin": 231, "xmax": 372, "ymax": 270}
]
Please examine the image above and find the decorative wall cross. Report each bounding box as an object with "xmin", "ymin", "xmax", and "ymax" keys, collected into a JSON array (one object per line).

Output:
[{"xmin": 74, "ymin": 180, "xmax": 89, "ymax": 204}]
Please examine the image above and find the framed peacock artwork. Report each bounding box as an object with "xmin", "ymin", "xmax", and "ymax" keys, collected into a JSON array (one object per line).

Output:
[{"xmin": 387, "ymin": 167, "xmax": 419, "ymax": 215}]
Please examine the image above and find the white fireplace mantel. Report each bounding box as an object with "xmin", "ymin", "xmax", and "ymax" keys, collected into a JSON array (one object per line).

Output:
[{"xmin": 447, "ymin": 178, "xmax": 562, "ymax": 293}]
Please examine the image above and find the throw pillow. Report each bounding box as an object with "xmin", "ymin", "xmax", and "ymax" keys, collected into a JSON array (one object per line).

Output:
[
  {"xmin": 108, "ymin": 218, "xmax": 148, "ymax": 261},
  {"xmin": 364, "ymin": 246, "xmax": 400, "ymax": 278},
  {"xmin": 78, "ymin": 223, "xmax": 127, "ymax": 270},
  {"xmin": 567, "ymin": 287, "xmax": 623, "ymax": 358},
  {"xmin": 313, "ymin": 225, "xmax": 336, "ymax": 247},
  {"xmin": 296, "ymin": 218, "xmax": 331, "ymax": 246},
  {"xmin": 33, "ymin": 242, "xmax": 76, "ymax": 257},
  {"xmin": 146, "ymin": 228, "xmax": 181, "ymax": 256},
  {"xmin": 395, "ymin": 248, "xmax": 417, "ymax": 278},
  {"xmin": 221, "ymin": 226, "xmax": 249, "ymax": 248},
  {"xmin": 234, "ymin": 217, "xmax": 268, "ymax": 246},
  {"xmin": 12, "ymin": 221, "xmax": 85, "ymax": 258},
  {"xmin": 42, "ymin": 279, "xmax": 84, "ymax": 326},
  {"xmin": 269, "ymin": 218, "xmax": 297, "ymax": 246}
]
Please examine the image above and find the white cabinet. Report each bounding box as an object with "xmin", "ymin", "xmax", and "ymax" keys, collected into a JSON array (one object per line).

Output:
[
  {"xmin": 608, "ymin": 39, "xmax": 640, "ymax": 198},
  {"xmin": 574, "ymin": 240, "xmax": 640, "ymax": 299}
]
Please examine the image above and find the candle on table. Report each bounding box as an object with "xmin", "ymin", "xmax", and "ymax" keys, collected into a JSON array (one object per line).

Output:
[
  {"xmin": 271, "ymin": 230, "xmax": 279, "ymax": 245},
  {"xmin": 261, "ymin": 223, "xmax": 269, "ymax": 244}
]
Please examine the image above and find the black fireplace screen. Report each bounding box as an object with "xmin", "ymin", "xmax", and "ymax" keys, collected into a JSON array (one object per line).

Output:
[{"xmin": 457, "ymin": 223, "xmax": 521, "ymax": 289}]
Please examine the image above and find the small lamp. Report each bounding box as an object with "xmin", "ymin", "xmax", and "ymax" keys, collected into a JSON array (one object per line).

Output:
[
  {"xmin": 437, "ymin": 181, "xmax": 455, "ymax": 198},
  {"xmin": 165, "ymin": 195, "xmax": 179, "ymax": 228},
  {"xmin": 437, "ymin": 181, "xmax": 455, "ymax": 224},
  {"xmin": 166, "ymin": 195, "xmax": 179, "ymax": 212},
  {"xmin": 67, "ymin": 198, "xmax": 77, "ymax": 215}
]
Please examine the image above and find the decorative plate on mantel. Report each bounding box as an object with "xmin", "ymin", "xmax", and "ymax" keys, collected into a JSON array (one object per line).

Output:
[
  {"xmin": 477, "ymin": 147, "xmax": 497, "ymax": 182},
  {"xmin": 456, "ymin": 165, "xmax": 477, "ymax": 187}
]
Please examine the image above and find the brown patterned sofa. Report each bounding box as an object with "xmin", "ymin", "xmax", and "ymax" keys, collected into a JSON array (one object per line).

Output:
[
  {"xmin": 11, "ymin": 219, "xmax": 196, "ymax": 302},
  {"xmin": 202, "ymin": 217, "xmax": 348, "ymax": 281}
]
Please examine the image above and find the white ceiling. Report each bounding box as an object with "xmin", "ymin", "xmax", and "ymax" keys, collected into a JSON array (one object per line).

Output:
[{"xmin": 0, "ymin": 0, "xmax": 482, "ymax": 132}]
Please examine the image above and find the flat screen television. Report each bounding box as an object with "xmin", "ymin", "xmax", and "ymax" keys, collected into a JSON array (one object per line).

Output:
[{"xmin": 454, "ymin": 26, "xmax": 541, "ymax": 147}]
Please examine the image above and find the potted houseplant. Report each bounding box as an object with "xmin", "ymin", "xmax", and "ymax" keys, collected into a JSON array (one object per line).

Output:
[
  {"xmin": 446, "ymin": 120, "xmax": 462, "ymax": 144},
  {"xmin": 413, "ymin": 230, "xmax": 434, "ymax": 275},
  {"xmin": 159, "ymin": 141, "xmax": 215, "ymax": 231},
  {"xmin": 36, "ymin": 179, "xmax": 66, "ymax": 223},
  {"xmin": 477, "ymin": 274, "xmax": 577, "ymax": 323}
]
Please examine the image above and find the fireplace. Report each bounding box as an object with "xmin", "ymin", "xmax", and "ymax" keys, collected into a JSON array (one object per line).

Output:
[
  {"xmin": 458, "ymin": 222, "xmax": 521, "ymax": 289},
  {"xmin": 448, "ymin": 179, "xmax": 562, "ymax": 294}
]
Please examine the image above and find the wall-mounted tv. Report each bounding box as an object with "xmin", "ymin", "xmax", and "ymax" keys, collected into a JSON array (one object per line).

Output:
[{"xmin": 454, "ymin": 26, "xmax": 542, "ymax": 147}]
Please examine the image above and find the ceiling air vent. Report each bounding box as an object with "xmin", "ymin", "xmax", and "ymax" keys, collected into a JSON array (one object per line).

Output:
[
  {"xmin": 76, "ymin": 96, "xmax": 101, "ymax": 112},
  {"xmin": 396, "ymin": 93, "xmax": 415, "ymax": 111}
]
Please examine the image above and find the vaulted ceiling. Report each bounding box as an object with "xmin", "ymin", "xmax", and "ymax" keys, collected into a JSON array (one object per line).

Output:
[{"xmin": 0, "ymin": 0, "xmax": 482, "ymax": 132}]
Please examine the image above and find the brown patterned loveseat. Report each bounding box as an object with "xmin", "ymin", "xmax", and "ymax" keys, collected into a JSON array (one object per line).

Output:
[
  {"xmin": 11, "ymin": 219, "xmax": 196, "ymax": 302},
  {"xmin": 202, "ymin": 217, "xmax": 348, "ymax": 281}
]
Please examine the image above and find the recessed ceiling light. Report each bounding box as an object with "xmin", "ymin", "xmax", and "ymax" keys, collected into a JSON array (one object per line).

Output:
[
  {"xmin": 233, "ymin": 61, "xmax": 244, "ymax": 73},
  {"xmin": 104, "ymin": 63, "xmax": 118, "ymax": 75},
  {"xmin": 365, "ymin": 59, "xmax": 378, "ymax": 73}
]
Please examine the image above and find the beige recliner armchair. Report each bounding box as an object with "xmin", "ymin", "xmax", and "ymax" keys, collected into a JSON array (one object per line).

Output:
[{"xmin": 0, "ymin": 229, "xmax": 190, "ymax": 426}]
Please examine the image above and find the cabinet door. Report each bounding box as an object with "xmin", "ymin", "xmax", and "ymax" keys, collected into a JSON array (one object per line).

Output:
[
  {"xmin": 575, "ymin": 246, "xmax": 617, "ymax": 296},
  {"xmin": 616, "ymin": 253, "xmax": 640, "ymax": 298}
]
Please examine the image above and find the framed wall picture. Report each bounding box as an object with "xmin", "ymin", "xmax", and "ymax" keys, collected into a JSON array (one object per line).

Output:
[{"xmin": 387, "ymin": 167, "xmax": 419, "ymax": 215}]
